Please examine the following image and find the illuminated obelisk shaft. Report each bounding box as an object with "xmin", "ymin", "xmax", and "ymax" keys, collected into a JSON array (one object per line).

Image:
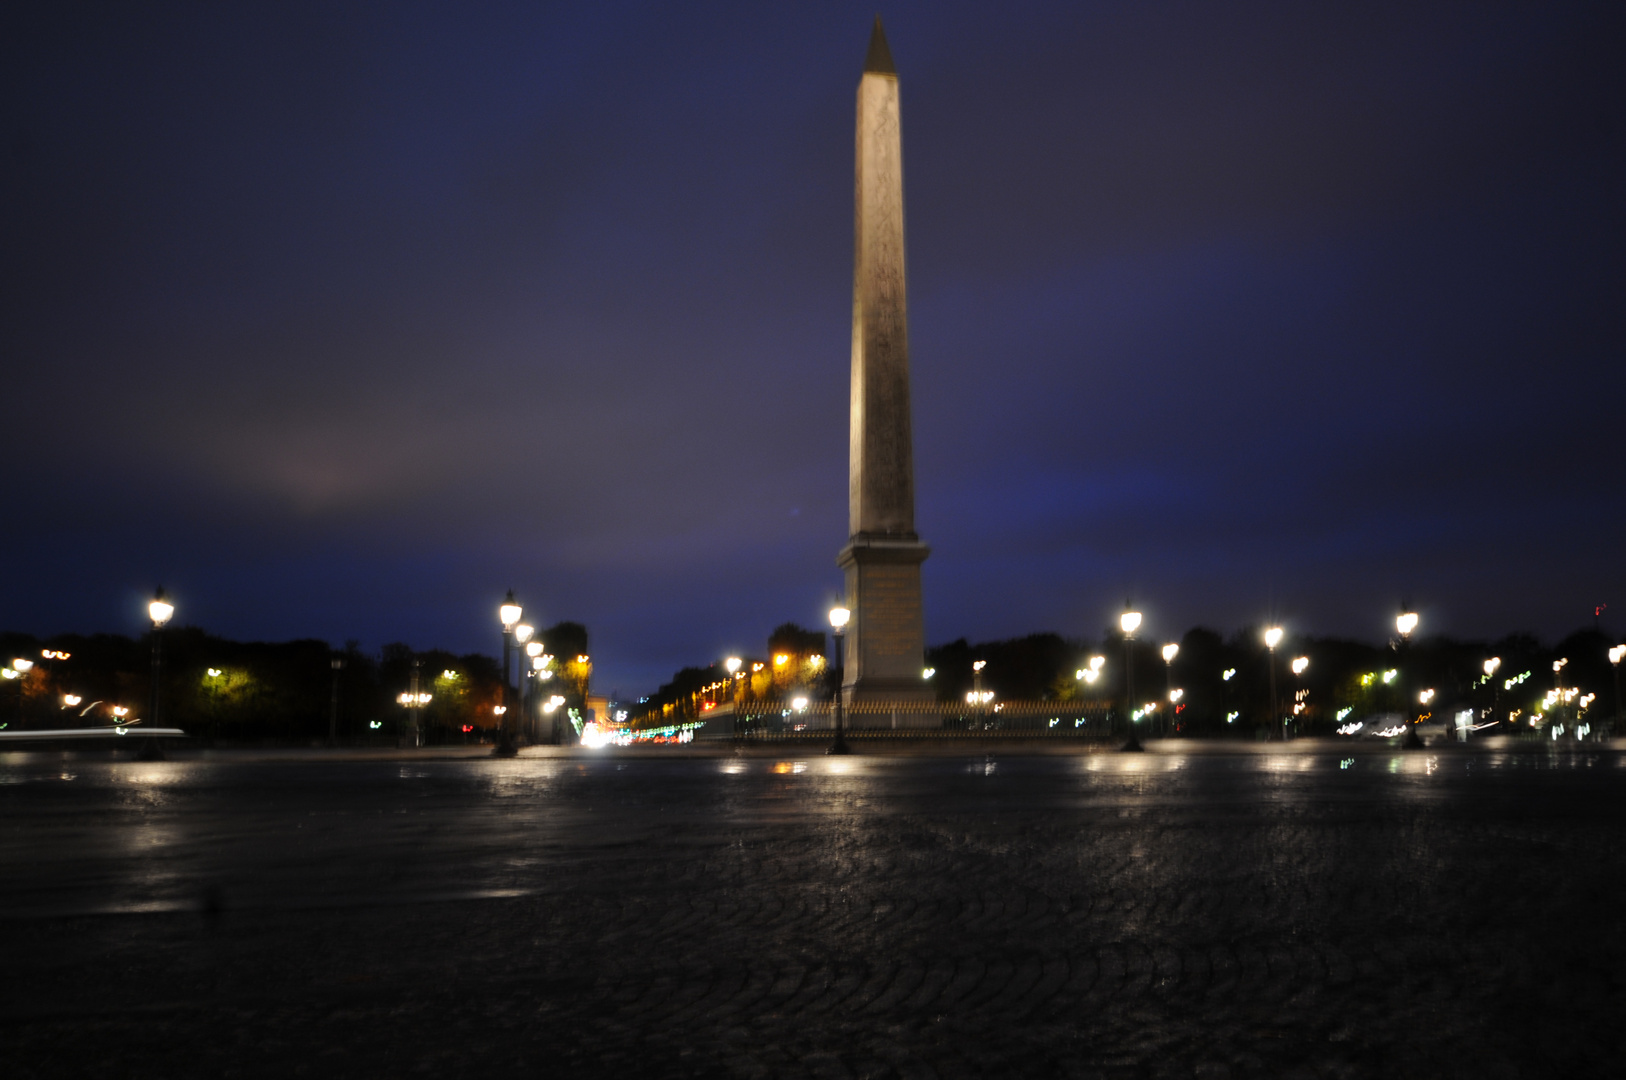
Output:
[{"xmin": 838, "ymin": 17, "xmax": 932, "ymax": 717}]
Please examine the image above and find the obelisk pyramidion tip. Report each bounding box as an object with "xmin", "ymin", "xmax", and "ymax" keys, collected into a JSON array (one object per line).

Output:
[{"xmin": 864, "ymin": 15, "xmax": 896, "ymax": 75}]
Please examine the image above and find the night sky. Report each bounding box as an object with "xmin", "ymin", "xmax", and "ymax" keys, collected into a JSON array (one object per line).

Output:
[{"xmin": 4, "ymin": 2, "xmax": 1622, "ymax": 697}]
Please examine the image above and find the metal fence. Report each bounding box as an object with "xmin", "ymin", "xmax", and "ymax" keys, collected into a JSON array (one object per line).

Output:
[{"xmin": 690, "ymin": 699, "xmax": 1119, "ymax": 740}]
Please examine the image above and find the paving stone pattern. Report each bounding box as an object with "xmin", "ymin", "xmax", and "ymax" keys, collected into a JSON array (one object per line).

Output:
[{"xmin": 3, "ymin": 747, "xmax": 1624, "ymax": 1078}]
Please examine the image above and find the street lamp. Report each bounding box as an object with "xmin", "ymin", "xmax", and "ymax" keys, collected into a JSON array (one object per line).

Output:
[
  {"xmin": 495, "ymin": 591, "xmax": 522, "ymax": 756},
  {"xmin": 397, "ymin": 660, "xmax": 431, "ymax": 747},
  {"xmin": 1396, "ymin": 609, "xmax": 1422, "ymax": 748},
  {"xmin": 1121, "ymin": 606, "xmax": 1143, "ymax": 751},
  {"xmin": 972, "ymin": 660, "xmax": 988, "ymax": 730},
  {"xmin": 1482, "ymin": 656, "xmax": 1502, "ymax": 733},
  {"xmin": 725, "ymin": 656, "xmax": 745, "ymax": 734},
  {"xmin": 524, "ymin": 640, "xmax": 544, "ymax": 742},
  {"xmin": 7, "ymin": 657, "xmax": 30, "ymax": 726},
  {"xmin": 1289, "ymin": 655, "xmax": 1309, "ymax": 739},
  {"xmin": 1263, "ymin": 627, "xmax": 1283, "ymax": 741},
  {"xmin": 148, "ymin": 587, "xmax": 173, "ymax": 729},
  {"xmin": 329, "ymin": 655, "xmax": 346, "ymax": 746},
  {"xmin": 828, "ymin": 606, "xmax": 851, "ymax": 755},
  {"xmin": 1607, "ymin": 645, "xmax": 1626, "ymax": 734},
  {"xmin": 1160, "ymin": 643, "xmax": 1179, "ymax": 738}
]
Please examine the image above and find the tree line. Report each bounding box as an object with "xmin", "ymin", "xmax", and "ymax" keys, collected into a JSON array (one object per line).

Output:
[{"xmin": 0, "ymin": 622, "xmax": 590, "ymax": 744}]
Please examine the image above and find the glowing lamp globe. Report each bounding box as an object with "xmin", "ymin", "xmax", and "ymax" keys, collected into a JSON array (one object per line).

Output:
[
  {"xmin": 1161, "ymin": 644, "xmax": 1179, "ymax": 663},
  {"xmin": 498, "ymin": 591, "xmax": 522, "ymax": 629},
  {"xmin": 829, "ymin": 607, "xmax": 851, "ymax": 631},
  {"xmin": 148, "ymin": 588, "xmax": 174, "ymax": 627},
  {"xmin": 1120, "ymin": 611, "xmax": 1141, "ymax": 635},
  {"xmin": 1396, "ymin": 612, "xmax": 1419, "ymax": 637},
  {"xmin": 1263, "ymin": 627, "xmax": 1284, "ymax": 650}
]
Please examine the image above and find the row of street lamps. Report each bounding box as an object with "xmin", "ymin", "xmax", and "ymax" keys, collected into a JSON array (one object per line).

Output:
[{"xmin": 496, "ymin": 590, "xmax": 573, "ymax": 755}]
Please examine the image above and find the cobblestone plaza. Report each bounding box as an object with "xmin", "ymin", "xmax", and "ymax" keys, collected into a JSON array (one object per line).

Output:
[{"xmin": 4, "ymin": 743, "xmax": 1623, "ymax": 1078}]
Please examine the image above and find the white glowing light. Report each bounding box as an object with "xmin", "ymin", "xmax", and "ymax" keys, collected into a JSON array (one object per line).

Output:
[
  {"xmin": 1226, "ymin": 711, "xmax": 1239, "ymax": 723},
  {"xmin": 1291, "ymin": 656, "xmax": 1309, "ymax": 676},
  {"xmin": 1396, "ymin": 612, "xmax": 1418, "ymax": 636},
  {"xmin": 1120, "ymin": 611, "xmax": 1142, "ymax": 635},
  {"xmin": 148, "ymin": 591, "xmax": 174, "ymax": 627},
  {"xmin": 828, "ymin": 607, "xmax": 850, "ymax": 631},
  {"xmin": 1090, "ymin": 655, "xmax": 1105, "ymax": 671},
  {"xmin": 972, "ymin": 660, "xmax": 986, "ymax": 672},
  {"xmin": 1484, "ymin": 657, "xmax": 1502, "ymax": 677},
  {"xmin": 922, "ymin": 667, "xmax": 935, "ymax": 680},
  {"xmin": 13, "ymin": 658, "xmax": 34, "ymax": 673},
  {"xmin": 791, "ymin": 696, "xmax": 808, "ymax": 711},
  {"xmin": 1222, "ymin": 668, "xmax": 1236, "ymax": 681},
  {"xmin": 1264, "ymin": 627, "xmax": 1284, "ymax": 649},
  {"xmin": 1161, "ymin": 643, "xmax": 1179, "ymax": 663},
  {"xmin": 1611, "ymin": 645, "xmax": 1626, "ymax": 665},
  {"xmin": 62, "ymin": 694, "xmax": 81, "ymax": 707}
]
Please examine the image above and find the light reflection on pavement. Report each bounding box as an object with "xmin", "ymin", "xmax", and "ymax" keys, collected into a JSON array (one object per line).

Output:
[{"xmin": 3, "ymin": 744, "xmax": 1624, "ymax": 1077}]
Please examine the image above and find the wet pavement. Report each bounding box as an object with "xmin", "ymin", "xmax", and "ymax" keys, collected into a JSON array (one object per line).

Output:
[{"xmin": 4, "ymin": 742, "xmax": 1625, "ymax": 1078}]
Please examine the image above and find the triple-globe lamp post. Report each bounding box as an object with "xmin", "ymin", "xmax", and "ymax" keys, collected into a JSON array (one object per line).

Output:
[
  {"xmin": 148, "ymin": 588, "xmax": 174, "ymax": 728},
  {"xmin": 1396, "ymin": 609, "xmax": 1422, "ymax": 747},
  {"xmin": 828, "ymin": 606, "xmax": 851, "ymax": 755},
  {"xmin": 1120, "ymin": 607, "xmax": 1143, "ymax": 752},
  {"xmin": 1263, "ymin": 626, "xmax": 1283, "ymax": 740},
  {"xmin": 1160, "ymin": 643, "xmax": 1179, "ymax": 738},
  {"xmin": 496, "ymin": 591, "xmax": 523, "ymax": 756}
]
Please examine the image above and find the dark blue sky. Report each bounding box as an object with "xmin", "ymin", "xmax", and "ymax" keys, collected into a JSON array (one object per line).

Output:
[{"xmin": 4, "ymin": 1, "xmax": 1622, "ymax": 696}]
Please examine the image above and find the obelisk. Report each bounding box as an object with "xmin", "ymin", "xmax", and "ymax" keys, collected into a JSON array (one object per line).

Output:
[{"xmin": 837, "ymin": 16, "xmax": 932, "ymax": 720}]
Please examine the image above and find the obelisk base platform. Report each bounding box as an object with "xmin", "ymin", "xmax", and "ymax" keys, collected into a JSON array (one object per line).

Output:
[{"xmin": 837, "ymin": 536, "xmax": 935, "ymax": 728}]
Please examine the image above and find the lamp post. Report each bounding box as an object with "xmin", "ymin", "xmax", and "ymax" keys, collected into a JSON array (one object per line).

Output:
[
  {"xmin": 397, "ymin": 660, "xmax": 431, "ymax": 748},
  {"xmin": 409, "ymin": 658, "xmax": 421, "ymax": 747},
  {"xmin": 329, "ymin": 655, "xmax": 346, "ymax": 746},
  {"xmin": 1289, "ymin": 655, "xmax": 1309, "ymax": 739},
  {"xmin": 725, "ymin": 656, "xmax": 743, "ymax": 737},
  {"xmin": 972, "ymin": 660, "xmax": 987, "ymax": 730},
  {"xmin": 513, "ymin": 623, "xmax": 534, "ymax": 745},
  {"xmin": 1263, "ymin": 627, "xmax": 1283, "ymax": 741},
  {"xmin": 1396, "ymin": 609, "xmax": 1422, "ymax": 748},
  {"xmin": 1483, "ymin": 656, "xmax": 1502, "ymax": 733},
  {"xmin": 1606, "ymin": 644, "xmax": 1626, "ymax": 735},
  {"xmin": 525, "ymin": 639, "xmax": 544, "ymax": 742},
  {"xmin": 496, "ymin": 591, "xmax": 522, "ymax": 756},
  {"xmin": 8, "ymin": 657, "xmax": 33, "ymax": 726},
  {"xmin": 1121, "ymin": 607, "xmax": 1143, "ymax": 752},
  {"xmin": 828, "ymin": 606, "xmax": 851, "ymax": 755},
  {"xmin": 148, "ymin": 588, "xmax": 174, "ymax": 728},
  {"xmin": 1160, "ymin": 643, "xmax": 1179, "ymax": 738}
]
